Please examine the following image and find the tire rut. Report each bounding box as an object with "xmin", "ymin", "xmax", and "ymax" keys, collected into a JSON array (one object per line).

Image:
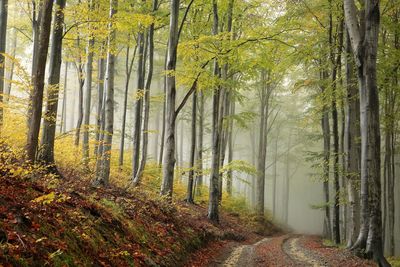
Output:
[{"xmin": 282, "ymin": 235, "xmax": 327, "ymax": 267}]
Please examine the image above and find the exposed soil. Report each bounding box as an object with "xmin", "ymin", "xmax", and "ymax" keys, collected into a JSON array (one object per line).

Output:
[{"xmin": 205, "ymin": 234, "xmax": 377, "ymax": 267}]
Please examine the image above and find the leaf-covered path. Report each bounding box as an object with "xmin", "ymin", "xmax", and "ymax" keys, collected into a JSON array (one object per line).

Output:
[{"xmin": 209, "ymin": 235, "xmax": 376, "ymax": 267}]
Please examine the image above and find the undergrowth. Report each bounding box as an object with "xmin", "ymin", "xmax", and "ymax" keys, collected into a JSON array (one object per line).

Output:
[{"xmin": 0, "ymin": 111, "xmax": 277, "ymax": 266}]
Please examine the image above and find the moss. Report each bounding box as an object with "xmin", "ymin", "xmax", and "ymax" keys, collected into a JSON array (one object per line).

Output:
[{"xmin": 388, "ymin": 257, "xmax": 400, "ymax": 267}]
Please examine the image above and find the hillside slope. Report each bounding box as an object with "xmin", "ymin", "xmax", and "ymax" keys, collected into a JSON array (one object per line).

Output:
[{"xmin": 0, "ymin": 149, "xmax": 277, "ymax": 266}]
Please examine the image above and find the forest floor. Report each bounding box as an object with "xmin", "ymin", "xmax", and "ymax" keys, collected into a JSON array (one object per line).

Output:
[
  {"xmin": 0, "ymin": 143, "xmax": 386, "ymax": 267},
  {"xmin": 200, "ymin": 234, "xmax": 377, "ymax": 267},
  {"xmin": 0, "ymin": 143, "xmax": 281, "ymax": 267}
]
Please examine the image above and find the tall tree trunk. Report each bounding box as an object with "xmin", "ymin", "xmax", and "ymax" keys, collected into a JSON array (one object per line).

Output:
[
  {"xmin": 60, "ymin": 62, "xmax": 68, "ymax": 134},
  {"xmin": 119, "ymin": 37, "xmax": 137, "ymax": 167},
  {"xmin": 133, "ymin": 0, "xmax": 158, "ymax": 185},
  {"xmin": 344, "ymin": 0, "xmax": 389, "ymax": 265},
  {"xmin": 321, "ymin": 68, "xmax": 332, "ymax": 239},
  {"xmin": 94, "ymin": 56, "xmax": 105, "ymax": 155},
  {"xmin": 158, "ymin": 48, "xmax": 168, "ymax": 166},
  {"xmin": 226, "ymin": 100, "xmax": 235, "ymax": 196},
  {"xmin": 160, "ymin": 0, "xmax": 179, "ymax": 197},
  {"xmin": 74, "ymin": 57, "xmax": 85, "ymax": 146},
  {"xmin": 132, "ymin": 31, "xmax": 146, "ymax": 178},
  {"xmin": 256, "ymin": 69, "xmax": 271, "ymax": 220},
  {"xmin": 329, "ymin": 5, "xmax": 343, "ymax": 243},
  {"xmin": 5, "ymin": 23, "xmax": 16, "ymax": 102},
  {"xmin": 345, "ymin": 31, "xmax": 361, "ymax": 248},
  {"xmin": 0, "ymin": 0, "xmax": 8, "ymax": 127},
  {"xmin": 83, "ymin": 3, "xmax": 95, "ymax": 165},
  {"xmin": 26, "ymin": 0, "xmax": 54, "ymax": 162},
  {"xmin": 284, "ymin": 130, "xmax": 292, "ymax": 224},
  {"xmin": 185, "ymin": 89, "xmax": 197, "ymax": 203},
  {"xmin": 94, "ymin": 0, "xmax": 117, "ymax": 186},
  {"xmin": 38, "ymin": 0, "xmax": 67, "ymax": 166},
  {"xmin": 272, "ymin": 124, "xmax": 280, "ymax": 217},
  {"xmin": 196, "ymin": 90, "xmax": 204, "ymax": 196},
  {"xmin": 208, "ymin": 0, "xmax": 221, "ymax": 222},
  {"xmin": 30, "ymin": 1, "xmax": 41, "ymax": 81}
]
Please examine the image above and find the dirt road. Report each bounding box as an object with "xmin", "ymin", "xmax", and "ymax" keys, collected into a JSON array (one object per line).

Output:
[{"xmin": 210, "ymin": 234, "xmax": 376, "ymax": 267}]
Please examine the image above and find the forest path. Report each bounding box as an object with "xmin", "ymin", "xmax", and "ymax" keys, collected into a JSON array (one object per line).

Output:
[{"xmin": 209, "ymin": 234, "xmax": 376, "ymax": 267}]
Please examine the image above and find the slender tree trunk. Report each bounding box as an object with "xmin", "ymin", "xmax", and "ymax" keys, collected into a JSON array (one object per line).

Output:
[
  {"xmin": 119, "ymin": 37, "xmax": 137, "ymax": 167},
  {"xmin": 133, "ymin": 0, "xmax": 158, "ymax": 185},
  {"xmin": 30, "ymin": 1, "xmax": 41, "ymax": 81},
  {"xmin": 83, "ymin": 4, "xmax": 95, "ymax": 165},
  {"xmin": 74, "ymin": 60, "xmax": 84, "ymax": 146},
  {"xmin": 196, "ymin": 90, "xmax": 204, "ymax": 196},
  {"xmin": 329, "ymin": 6, "xmax": 343, "ymax": 243},
  {"xmin": 60, "ymin": 62, "xmax": 68, "ymax": 134},
  {"xmin": 0, "ymin": 0, "xmax": 8, "ymax": 127},
  {"xmin": 272, "ymin": 124, "xmax": 280, "ymax": 217},
  {"xmin": 320, "ymin": 68, "xmax": 332, "ymax": 239},
  {"xmin": 160, "ymin": 0, "xmax": 179, "ymax": 197},
  {"xmin": 185, "ymin": 89, "xmax": 197, "ymax": 203},
  {"xmin": 226, "ymin": 100, "xmax": 235, "ymax": 196},
  {"xmin": 94, "ymin": 56, "xmax": 105, "ymax": 155},
  {"xmin": 132, "ymin": 31, "xmax": 146, "ymax": 178},
  {"xmin": 284, "ymin": 130, "xmax": 292, "ymax": 224},
  {"xmin": 5, "ymin": 24, "xmax": 16, "ymax": 102},
  {"xmin": 345, "ymin": 31, "xmax": 361, "ymax": 248},
  {"xmin": 158, "ymin": 48, "xmax": 168, "ymax": 166},
  {"xmin": 26, "ymin": 0, "xmax": 54, "ymax": 162},
  {"xmin": 94, "ymin": 0, "xmax": 117, "ymax": 186},
  {"xmin": 256, "ymin": 69, "xmax": 271, "ymax": 219},
  {"xmin": 208, "ymin": 0, "xmax": 221, "ymax": 222},
  {"xmin": 38, "ymin": 0, "xmax": 66, "ymax": 166}
]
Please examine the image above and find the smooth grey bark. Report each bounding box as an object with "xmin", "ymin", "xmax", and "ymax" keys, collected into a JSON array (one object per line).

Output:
[
  {"xmin": 196, "ymin": 90, "xmax": 204, "ymax": 196},
  {"xmin": 119, "ymin": 37, "xmax": 137, "ymax": 167},
  {"xmin": 94, "ymin": 56, "xmax": 105, "ymax": 155},
  {"xmin": 38, "ymin": 0, "xmax": 67, "ymax": 165},
  {"xmin": 0, "ymin": 0, "xmax": 8, "ymax": 127},
  {"xmin": 83, "ymin": 2, "xmax": 95, "ymax": 165},
  {"xmin": 249, "ymin": 128, "xmax": 256, "ymax": 207},
  {"xmin": 158, "ymin": 48, "xmax": 168, "ymax": 166},
  {"xmin": 208, "ymin": 0, "xmax": 221, "ymax": 222},
  {"xmin": 179, "ymin": 116, "xmax": 184, "ymax": 168},
  {"xmin": 60, "ymin": 62, "xmax": 68, "ymax": 133},
  {"xmin": 226, "ymin": 99, "xmax": 235, "ymax": 196},
  {"xmin": 329, "ymin": 13, "xmax": 344, "ymax": 244},
  {"xmin": 185, "ymin": 89, "xmax": 197, "ymax": 203},
  {"xmin": 133, "ymin": 0, "xmax": 158, "ymax": 185},
  {"xmin": 30, "ymin": 0, "xmax": 41, "ymax": 80},
  {"xmin": 283, "ymin": 130, "xmax": 292, "ymax": 224},
  {"xmin": 344, "ymin": 31, "xmax": 361, "ymax": 249},
  {"xmin": 94, "ymin": 0, "xmax": 117, "ymax": 186},
  {"xmin": 154, "ymin": 98, "xmax": 160, "ymax": 160},
  {"xmin": 132, "ymin": 31, "xmax": 146, "ymax": 178},
  {"xmin": 26, "ymin": 0, "xmax": 54, "ymax": 162},
  {"xmin": 256, "ymin": 69, "xmax": 271, "ymax": 219},
  {"xmin": 160, "ymin": 0, "xmax": 179, "ymax": 197},
  {"xmin": 5, "ymin": 22, "xmax": 16, "ymax": 102},
  {"xmin": 74, "ymin": 39, "xmax": 85, "ymax": 147},
  {"xmin": 344, "ymin": 1, "xmax": 389, "ymax": 265},
  {"xmin": 320, "ymin": 67, "xmax": 332, "ymax": 239},
  {"xmin": 272, "ymin": 124, "xmax": 280, "ymax": 217},
  {"xmin": 382, "ymin": 18, "xmax": 397, "ymax": 256}
]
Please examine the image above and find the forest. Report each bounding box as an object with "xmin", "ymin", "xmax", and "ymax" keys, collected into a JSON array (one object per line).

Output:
[{"xmin": 0, "ymin": 0, "xmax": 399, "ymax": 266}]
